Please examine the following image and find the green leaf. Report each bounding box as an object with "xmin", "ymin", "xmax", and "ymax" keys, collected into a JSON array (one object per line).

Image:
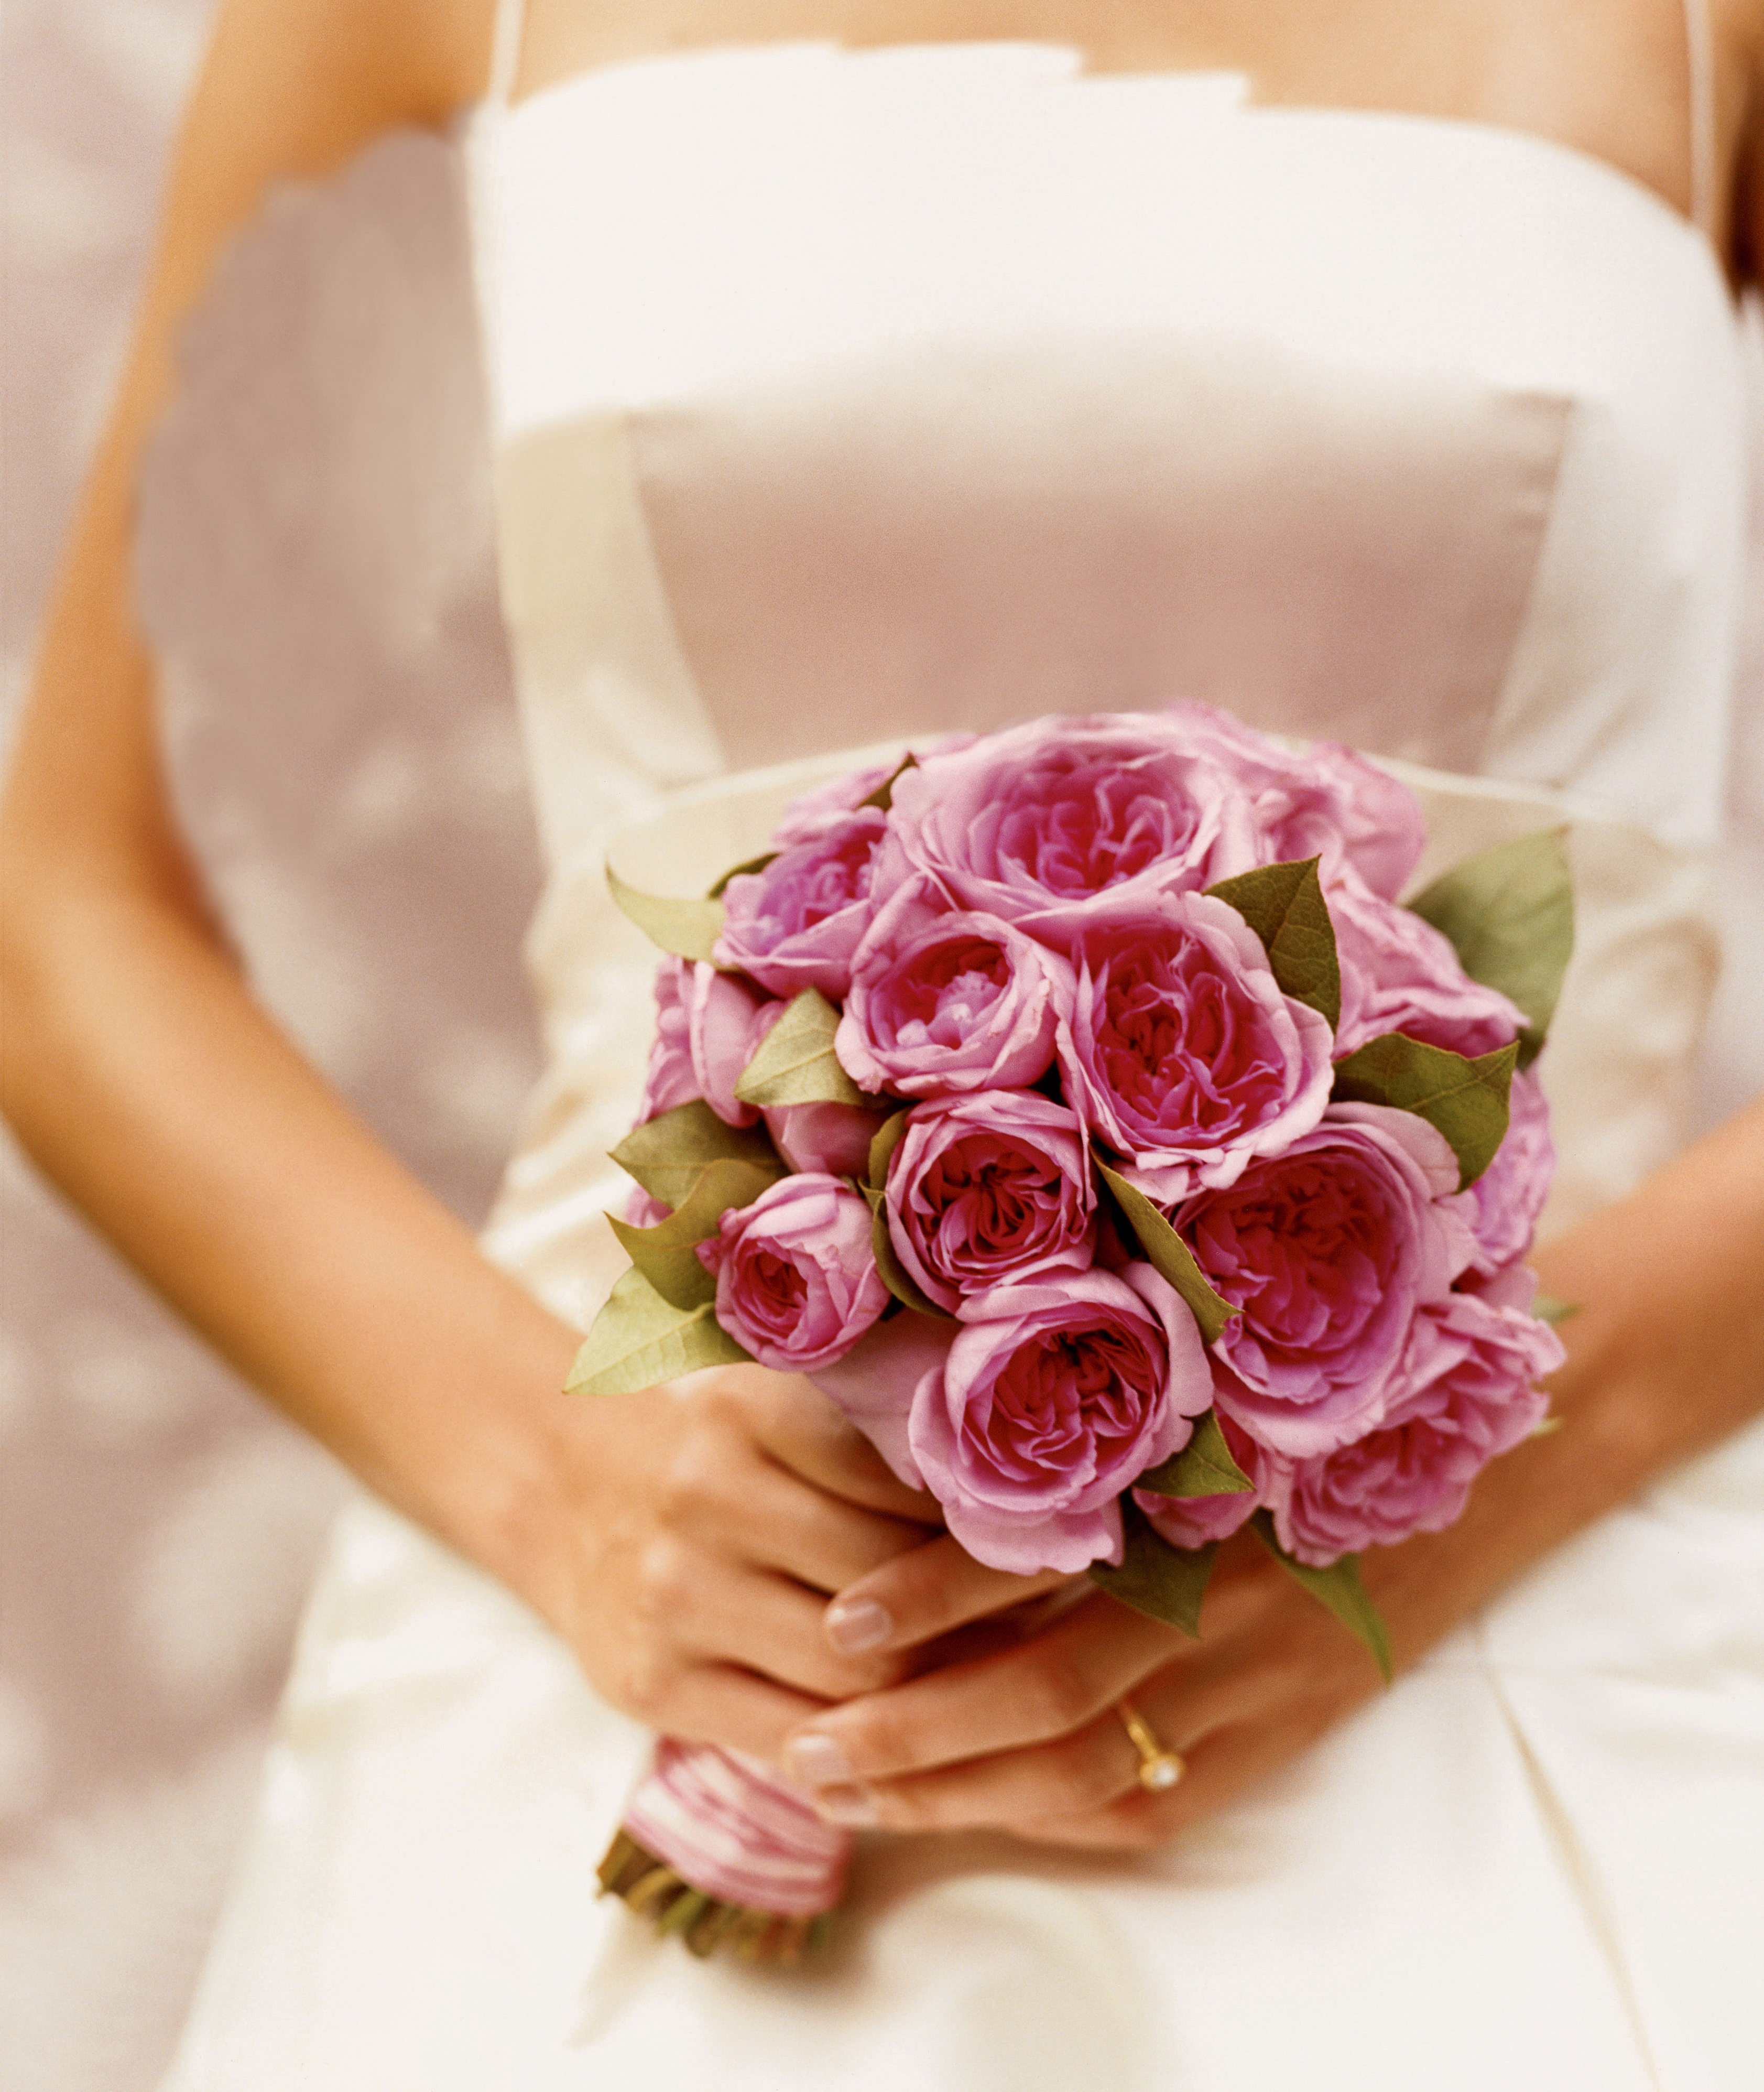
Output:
[
  {"xmin": 1249, "ymin": 1511, "xmax": 1391, "ymax": 1681},
  {"xmin": 866, "ymin": 1108, "xmax": 912, "ymax": 1196},
  {"xmin": 1331, "ymin": 1033, "xmax": 1518, "ymax": 1191},
  {"xmin": 858, "ymin": 753, "xmax": 918, "ymax": 813},
  {"xmin": 1406, "ymin": 828, "xmax": 1573, "ymax": 1069},
  {"xmin": 1096, "ymin": 1163, "xmax": 1239, "ymax": 1346},
  {"xmin": 1532, "ymin": 1294, "xmax": 1581, "ymax": 1327},
  {"xmin": 610, "ymin": 1101, "xmax": 785, "ymax": 1210},
  {"xmin": 607, "ymin": 1157, "xmax": 780, "ymax": 1310},
  {"xmin": 734, "ymin": 989, "xmax": 867, "ymax": 1108},
  {"xmin": 565, "ymin": 1267, "xmax": 752, "ymax": 1396},
  {"xmin": 861, "ymin": 1187, "xmax": 955, "ymax": 1319},
  {"xmin": 1204, "ymin": 855, "xmax": 1342, "ymax": 1031},
  {"xmin": 1088, "ymin": 1496, "xmax": 1216, "ymax": 1638},
  {"xmin": 606, "ymin": 861, "xmax": 727, "ymax": 964},
  {"xmin": 1135, "ymin": 1409, "xmax": 1255, "ymax": 1498},
  {"xmin": 705, "ymin": 851, "xmax": 778, "ymax": 901}
]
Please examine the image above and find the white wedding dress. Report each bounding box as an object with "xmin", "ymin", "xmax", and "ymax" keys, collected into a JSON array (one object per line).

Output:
[{"xmin": 161, "ymin": 13, "xmax": 1763, "ymax": 2089}]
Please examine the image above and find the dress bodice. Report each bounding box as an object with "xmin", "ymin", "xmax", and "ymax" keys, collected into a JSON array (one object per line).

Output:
[{"xmin": 463, "ymin": 44, "xmax": 1747, "ymax": 876}]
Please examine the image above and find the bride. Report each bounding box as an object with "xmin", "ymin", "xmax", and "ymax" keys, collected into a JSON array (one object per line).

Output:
[{"xmin": 4, "ymin": 0, "xmax": 1761, "ymax": 2084}]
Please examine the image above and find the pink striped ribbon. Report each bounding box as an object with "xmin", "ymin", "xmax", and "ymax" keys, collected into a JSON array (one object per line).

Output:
[{"xmin": 622, "ymin": 1737, "xmax": 853, "ymax": 1918}]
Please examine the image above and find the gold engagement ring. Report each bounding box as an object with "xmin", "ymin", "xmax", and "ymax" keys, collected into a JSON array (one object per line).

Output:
[{"xmin": 1116, "ymin": 1698, "xmax": 1186, "ymax": 1793}]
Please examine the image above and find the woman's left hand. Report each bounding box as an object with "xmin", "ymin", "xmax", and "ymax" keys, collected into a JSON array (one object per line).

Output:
[{"xmin": 778, "ymin": 1525, "xmax": 1381, "ymax": 1847}]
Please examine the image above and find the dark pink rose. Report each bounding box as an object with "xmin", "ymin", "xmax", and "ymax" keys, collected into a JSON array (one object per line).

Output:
[
  {"xmin": 1267, "ymin": 1291, "xmax": 1562, "ymax": 1564},
  {"xmin": 809, "ymin": 1311, "xmax": 956, "ymax": 1490},
  {"xmin": 1185, "ymin": 1104, "xmax": 1473, "ymax": 1457},
  {"xmin": 907, "ymin": 1266, "xmax": 1214, "ymax": 1574},
  {"xmin": 1135, "ymin": 1410, "xmax": 1270, "ymax": 1549},
  {"xmin": 1161, "ymin": 702, "xmax": 1427, "ymax": 900},
  {"xmin": 699, "ymin": 1174, "xmax": 888, "ymax": 1372},
  {"xmin": 715, "ymin": 808, "xmax": 888, "ymax": 1001},
  {"xmin": 1443, "ymin": 1068, "xmax": 1555, "ymax": 1276},
  {"xmin": 1060, "ymin": 888, "xmax": 1334, "ymax": 1200},
  {"xmin": 883, "ymin": 714, "xmax": 1259, "ymax": 948},
  {"xmin": 882, "ymin": 1090, "xmax": 1096, "ymax": 1312},
  {"xmin": 837, "ymin": 882, "xmax": 1074, "ymax": 1098},
  {"xmin": 1329, "ymin": 879, "xmax": 1525, "ymax": 1060},
  {"xmin": 761, "ymin": 1099, "xmax": 886, "ymax": 1179}
]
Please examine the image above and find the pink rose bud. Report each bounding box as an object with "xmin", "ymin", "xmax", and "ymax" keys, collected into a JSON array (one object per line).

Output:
[
  {"xmin": 1183, "ymin": 1105, "xmax": 1473, "ymax": 1458},
  {"xmin": 1267, "ymin": 1291, "xmax": 1562, "ymax": 1564},
  {"xmin": 883, "ymin": 713, "xmax": 1261, "ymax": 948},
  {"xmin": 699, "ymin": 1174, "xmax": 888, "ymax": 1372},
  {"xmin": 1060, "ymin": 888, "xmax": 1334, "ymax": 1201},
  {"xmin": 907, "ymin": 1265, "xmax": 1214, "ymax": 1574},
  {"xmin": 761, "ymin": 1099, "xmax": 887, "ymax": 1180},
  {"xmin": 837, "ymin": 881, "xmax": 1074, "ymax": 1098},
  {"xmin": 714, "ymin": 808, "xmax": 888, "ymax": 1001},
  {"xmin": 634, "ymin": 957, "xmax": 700, "ymax": 1124},
  {"xmin": 881, "ymin": 1089, "xmax": 1096, "ymax": 1313}
]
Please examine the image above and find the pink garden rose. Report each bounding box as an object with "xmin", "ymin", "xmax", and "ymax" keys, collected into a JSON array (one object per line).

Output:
[
  {"xmin": 637, "ymin": 958, "xmax": 779, "ymax": 1129},
  {"xmin": 1134, "ymin": 1409, "xmax": 1270, "ymax": 1551},
  {"xmin": 907, "ymin": 1266, "xmax": 1214, "ymax": 1573},
  {"xmin": 881, "ymin": 714, "xmax": 1260, "ymax": 948},
  {"xmin": 699, "ymin": 1174, "xmax": 888, "ymax": 1372},
  {"xmin": 1184, "ymin": 1104, "xmax": 1475, "ymax": 1457},
  {"xmin": 1161, "ymin": 702, "xmax": 1427, "ymax": 901},
  {"xmin": 1445, "ymin": 1067, "xmax": 1555, "ymax": 1276},
  {"xmin": 837, "ymin": 882, "xmax": 1074, "ymax": 1098},
  {"xmin": 768, "ymin": 764, "xmax": 896, "ymax": 848},
  {"xmin": 715, "ymin": 808, "xmax": 888, "ymax": 1001},
  {"xmin": 1267, "ymin": 1290, "xmax": 1562, "ymax": 1564},
  {"xmin": 1060, "ymin": 888, "xmax": 1334, "ymax": 1200},
  {"xmin": 882, "ymin": 1089, "xmax": 1095, "ymax": 1312},
  {"xmin": 1329, "ymin": 877, "xmax": 1526, "ymax": 1061}
]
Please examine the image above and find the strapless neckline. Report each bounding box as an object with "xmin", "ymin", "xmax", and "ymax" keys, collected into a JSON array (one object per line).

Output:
[{"xmin": 486, "ymin": 39, "xmax": 1735, "ymax": 309}]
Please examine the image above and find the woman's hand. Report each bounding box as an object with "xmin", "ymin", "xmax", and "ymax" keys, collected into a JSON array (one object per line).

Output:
[
  {"xmin": 776, "ymin": 1530, "xmax": 1376, "ymax": 1847},
  {"xmin": 533, "ymin": 1363, "xmax": 944, "ymax": 1762}
]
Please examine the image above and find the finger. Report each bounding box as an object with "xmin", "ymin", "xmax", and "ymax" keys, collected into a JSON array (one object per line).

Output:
[
  {"xmin": 821, "ymin": 1534, "xmax": 1073, "ymax": 1655},
  {"xmin": 782, "ymin": 1589, "xmax": 1181, "ymax": 1786},
  {"xmin": 663, "ymin": 1440, "xmax": 931, "ymax": 1595},
  {"xmin": 648, "ymin": 1553, "xmax": 914, "ymax": 1701},
  {"xmin": 646, "ymin": 1661, "xmax": 834, "ymax": 1764},
  {"xmin": 745, "ymin": 1371, "xmax": 942, "ymax": 1523}
]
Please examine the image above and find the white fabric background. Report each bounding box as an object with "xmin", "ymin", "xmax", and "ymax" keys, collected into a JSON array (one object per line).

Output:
[{"xmin": 1, "ymin": 8, "xmax": 1759, "ymax": 2088}]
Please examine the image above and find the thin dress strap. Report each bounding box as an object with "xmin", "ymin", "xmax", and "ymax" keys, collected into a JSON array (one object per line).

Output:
[
  {"xmin": 1680, "ymin": 0, "xmax": 1719, "ymax": 237},
  {"xmin": 486, "ymin": 0, "xmax": 528, "ymax": 105}
]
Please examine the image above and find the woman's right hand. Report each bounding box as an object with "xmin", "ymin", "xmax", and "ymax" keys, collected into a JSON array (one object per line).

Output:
[{"xmin": 535, "ymin": 1363, "xmax": 944, "ymax": 1760}]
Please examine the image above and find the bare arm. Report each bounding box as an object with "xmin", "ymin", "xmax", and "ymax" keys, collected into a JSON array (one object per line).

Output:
[{"xmin": 1, "ymin": 0, "xmax": 927, "ymax": 1754}]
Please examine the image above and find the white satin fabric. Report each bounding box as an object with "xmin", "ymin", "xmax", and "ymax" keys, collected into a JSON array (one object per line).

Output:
[{"xmin": 162, "ymin": 47, "xmax": 1763, "ymax": 2091}]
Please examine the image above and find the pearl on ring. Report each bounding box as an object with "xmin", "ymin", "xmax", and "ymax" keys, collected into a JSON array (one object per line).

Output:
[{"xmin": 1116, "ymin": 1697, "xmax": 1185, "ymax": 1793}]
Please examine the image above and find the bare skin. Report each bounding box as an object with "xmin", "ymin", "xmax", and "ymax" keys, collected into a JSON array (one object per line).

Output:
[{"xmin": 3, "ymin": 0, "xmax": 1763, "ymax": 1857}]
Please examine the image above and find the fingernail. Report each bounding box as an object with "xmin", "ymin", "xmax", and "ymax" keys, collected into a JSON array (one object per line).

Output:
[
  {"xmin": 824, "ymin": 1597, "xmax": 892, "ymax": 1655},
  {"xmin": 783, "ymin": 1733, "xmax": 854, "ymax": 1786},
  {"xmin": 813, "ymin": 1784, "xmax": 880, "ymax": 1827}
]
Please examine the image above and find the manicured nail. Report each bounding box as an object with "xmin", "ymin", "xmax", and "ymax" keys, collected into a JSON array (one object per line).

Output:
[
  {"xmin": 783, "ymin": 1733, "xmax": 854, "ymax": 1786},
  {"xmin": 813, "ymin": 1784, "xmax": 880, "ymax": 1827},
  {"xmin": 824, "ymin": 1597, "xmax": 892, "ymax": 1655}
]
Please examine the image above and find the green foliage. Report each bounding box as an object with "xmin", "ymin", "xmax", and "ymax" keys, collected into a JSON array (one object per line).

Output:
[
  {"xmin": 609, "ymin": 1100, "xmax": 785, "ymax": 1211},
  {"xmin": 1407, "ymin": 828, "xmax": 1574, "ymax": 1069},
  {"xmin": 1088, "ymin": 1495, "xmax": 1216, "ymax": 1638},
  {"xmin": 1097, "ymin": 1163, "xmax": 1239, "ymax": 1345},
  {"xmin": 1135, "ymin": 1409, "xmax": 1255, "ymax": 1498},
  {"xmin": 734, "ymin": 989, "xmax": 868, "ymax": 1108},
  {"xmin": 1249, "ymin": 1512, "xmax": 1391, "ymax": 1681},
  {"xmin": 566, "ymin": 1267, "xmax": 752, "ymax": 1397},
  {"xmin": 1331, "ymin": 1033, "xmax": 1518, "ymax": 1190},
  {"xmin": 607, "ymin": 1157, "xmax": 780, "ymax": 1309},
  {"xmin": 605, "ymin": 862, "xmax": 727, "ymax": 964},
  {"xmin": 1205, "ymin": 854, "xmax": 1342, "ymax": 1030}
]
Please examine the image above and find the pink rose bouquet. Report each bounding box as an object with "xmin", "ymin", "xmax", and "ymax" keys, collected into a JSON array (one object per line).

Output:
[{"xmin": 573, "ymin": 704, "xmax": 1573, "ymax": 1960}]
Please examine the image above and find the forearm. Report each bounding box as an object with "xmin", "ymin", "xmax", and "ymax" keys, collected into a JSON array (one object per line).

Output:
[{"xmin": 2, "ymin": 851, "xmax": 580, "ymax": 1603}]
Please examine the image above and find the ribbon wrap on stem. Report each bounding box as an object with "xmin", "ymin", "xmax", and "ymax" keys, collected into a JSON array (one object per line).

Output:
[{"xmin": 618, "ymin": 1738, "xmax": 853, "ymax": 1921}]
